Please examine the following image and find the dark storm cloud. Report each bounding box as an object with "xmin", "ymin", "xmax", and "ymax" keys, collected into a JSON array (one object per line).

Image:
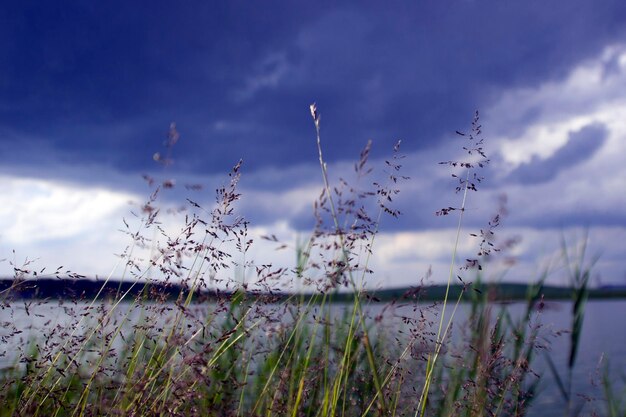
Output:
[
  {"xmin": 1, "ymin": 0, "xmax": 626, "ymax": 183},
  {"xmin": 506, "ymin": 122, "xmax": 609, "ymax": 185}
]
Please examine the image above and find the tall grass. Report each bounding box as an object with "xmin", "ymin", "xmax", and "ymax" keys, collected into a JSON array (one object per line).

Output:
[{"xmin": 0, "ymin": 106, "xmax": 616, "ymax": 416}]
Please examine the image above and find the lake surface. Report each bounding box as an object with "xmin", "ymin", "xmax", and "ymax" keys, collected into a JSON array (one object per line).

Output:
[
  {"xmin": 522, "ymin": 299, "xmax": 626, "ymax": 416},
  {"xmin": 348, "ymin": 299, "xmax": 626, "ymax": 416},
  {"xmin": 1, "ymin": 299, "xmax": 624, "ymax": 416}
]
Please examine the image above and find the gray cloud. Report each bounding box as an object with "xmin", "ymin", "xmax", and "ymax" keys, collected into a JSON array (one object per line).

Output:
[{"xmin": 506, "ymin": 123, "xmax": 609, "ymax": 185}]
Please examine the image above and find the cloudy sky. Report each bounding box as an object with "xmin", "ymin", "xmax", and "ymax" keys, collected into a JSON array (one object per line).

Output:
[{"xmin": 1, "ymin": 1, "xmax": 625, "ymax": 289}]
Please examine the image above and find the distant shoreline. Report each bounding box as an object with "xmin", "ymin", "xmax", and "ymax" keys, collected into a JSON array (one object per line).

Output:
[{"xmin": 2, "ymin": 278, "xmax": 625, "ymax": 302}]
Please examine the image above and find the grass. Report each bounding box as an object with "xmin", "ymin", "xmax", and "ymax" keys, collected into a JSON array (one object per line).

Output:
[{"xmin": 0, "ymin": 107, "xmax": 622, "ymax": 416}]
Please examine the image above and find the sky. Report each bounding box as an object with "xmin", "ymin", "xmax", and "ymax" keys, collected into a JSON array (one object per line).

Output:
[{"xmin": 1, "ymin": 0, "xmax": 626, "ymax": 289}]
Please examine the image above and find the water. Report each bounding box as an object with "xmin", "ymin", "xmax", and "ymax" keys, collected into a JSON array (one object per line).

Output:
[
  {"xmin": 526, "ymin": 300, "xmax": 626, "ymax": 415},
  {"xmin": 1, "ymin": 298, "xmax": 624, "ymax": 416},
  {"xmin": 386, "ymin": 299, "xmax": 626, "ymax": 416}
]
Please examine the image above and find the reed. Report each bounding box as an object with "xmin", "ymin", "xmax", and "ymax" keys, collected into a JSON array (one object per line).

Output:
[{"xmin": 0, "ymin": 106, "xmax": 615, "ymax": 416}]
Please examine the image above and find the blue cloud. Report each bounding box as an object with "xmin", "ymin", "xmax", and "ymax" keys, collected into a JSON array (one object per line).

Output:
[{"xmin": 1, "ymin": 0, "xmax": 625, "ymax": 180}]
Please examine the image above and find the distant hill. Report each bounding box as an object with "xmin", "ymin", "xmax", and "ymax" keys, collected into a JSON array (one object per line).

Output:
[
  {"xmin": 1, "ymin": 278, "xmax": 625, "ymax": 302},
  {"xmin": 354, "ymin": 282, "xmax": 626, "ymax": 302},
  {"xmin": 0, "ymin": 278, "xmax": 244, "ymax": 302}
]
